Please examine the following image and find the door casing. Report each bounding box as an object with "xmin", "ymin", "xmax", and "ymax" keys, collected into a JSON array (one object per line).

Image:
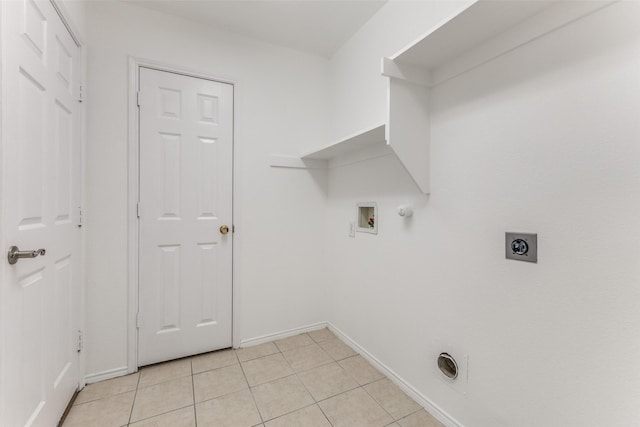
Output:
[{"xmin": 127, "ymin": 57, "xmax": 239, "ymax": 373}]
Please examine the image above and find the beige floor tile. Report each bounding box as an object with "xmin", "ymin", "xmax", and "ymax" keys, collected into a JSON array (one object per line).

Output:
[
  {"xmin": 130, "ymin": 376, "xmax": 194, "ymax": 422},
  {"xmin": 129, "ymin": 406, "xmax": 195, "ymax": 427},
  {"xmin": 264, "ymin": 404, "xmax": 331, "ymax": 427},
  {"xmin": 251, "ymin": 375, "xmax": 314, "ymax": 421},
  {"xmin": 282, "ymin": 344, "xmax": 333, "ymax": 373},
  {"xmin": 339, "ymin": 355, "xmax": 385, "ymax": 385},
  {"xmin": 274, "ymin": 333, "xmax": 314, "ymax": 352},
  {"xmin": 318, "ymin": 338, "xmax": 357, "ymax": 361},
  {"xmin": 139, "ymin": 358, "xmax": 192, "ymax": 388},
  {"xmin": 364, "ymin": 379, "xmax": 422, "ymax": 420},
  {"xmin": 308, "ymin": 328, "xmax": 335, "ymax": 343},
  {"xmin": 241, "ymin": 353, "xmax": 294, "ymax": 386},
  {"xmin": 236, "ymin": 342, "xmax": 279, "ymax": 362},
  {"xmin": 297, "ymin": 362, "xmax": 358, "ymax": 401},
  {"xmin": 191, "ymin": 348, "xmax": 238, "ymax": 374},
  {"xmin": 196, "ymin": 389, "xmax": 262, "ymax": 427},
  {"xmin": 397, "ymin": 410, "xmax": 445, "ymax": 427},
  {"xmin": 319, "ymin": 388, "xmax": 393, "ymax": 427},
  {"xmin": 63, "ymin": 391, "xmax": 135, "ymax": 427},
  {"xmin": 75, "ymin": 372, "xmax": 139, "ymax": 404},
  {"xmin": 193, "ymin": 364, "xmax": 248, "ymax": 403}
]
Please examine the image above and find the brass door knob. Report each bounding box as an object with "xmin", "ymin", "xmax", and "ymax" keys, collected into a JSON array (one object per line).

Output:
[{"xmin": 219, "ymin": 225, "xmax": 229, "ymax": 235}]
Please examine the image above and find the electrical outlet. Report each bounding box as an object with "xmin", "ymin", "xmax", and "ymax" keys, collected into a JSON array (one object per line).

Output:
[
  {"xmin": 349, "ymin": 222, "xmax": 355, "ymax": 238},
  {"xmin": 505, "ymin": 232, "xmax": 537, "ymax": 263}
]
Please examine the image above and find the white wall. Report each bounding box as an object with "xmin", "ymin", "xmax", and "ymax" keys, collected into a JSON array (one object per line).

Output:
[
  {"xmin": 329, "ymin": 1, "xmax": 472, "ymax": 140},
  {"xmin": 84, "ymin": 1, "xmax": 329, "ymax": 377},
  {"xmin": 82, "ymin": 1, "xmax": 640, "ymax": 425},
  {"xmin": 326, "ymin": 2, "xmax": 640, "ymax": 426}
]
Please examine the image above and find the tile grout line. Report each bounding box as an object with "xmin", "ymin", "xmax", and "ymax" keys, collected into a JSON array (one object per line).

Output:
[
  {"xmin": 268, "ymin": 331, "xmax": 381, "ymax": 425},
  {"xmin": 127, "ymin": 371, "xmax": 143, "ymax": 426},
  {"xmin": 190, "ymin": 358, "xmax": 198, "ymax": 427},
  {"xmin": 127, "ymin": 404, "xmax": 195, "ymax": 425},
  {"xmin": 265, "ymin": 402, "xmax": 330, "ymax": 426},
  {"xmin": 72, "ymin": 387, "xmax": 137, "ymax": 407},
  {"xmin": 251, "ymin": 334, "xmax": 322, "ymax": 425},
  {"xmin": 306, "ymin": 330, "xmax": 341, "ymax": 426},
  {"xmin": 360, "ymin": 379, "xmax": 397, "ymax": 423},
  {"xmin": 268, "ymin": 332, "xmax": 345, "ymax": 426},
  {"xmin": 126, "ymin": 360, "xmax": 196, "ymax": 425},
  {"xmin": 239, "ymin": 350, "xmax": 266, "ymax": 426},
  {"xmin": 395, "ymin": 407, "xmax": 426, "ymax": 425},
  {"xmin": 361, "ymin": 377, "xmax": 428, "ymax": 423}
]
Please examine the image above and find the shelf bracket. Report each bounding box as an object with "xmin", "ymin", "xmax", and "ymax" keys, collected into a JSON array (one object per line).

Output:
[{"xmin": 381, "ymin": 57, "xmax": 432, "ymax": 87}]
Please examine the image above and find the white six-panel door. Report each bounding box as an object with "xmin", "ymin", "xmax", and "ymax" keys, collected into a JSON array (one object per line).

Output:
[
  {"xmin": 0, "ymin": 0, "xmax": 82, "ymax": 425},
  {"xmin": 138, "ymin": 67, "xmax": 233, "ymax": 366}
]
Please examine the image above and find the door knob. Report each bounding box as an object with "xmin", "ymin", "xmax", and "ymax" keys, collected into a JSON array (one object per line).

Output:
[
  {"xmin": 7, "ymin": 246, "xmax": 46, "ymax": 265},
  {"xmin": 219, "ymin": 225, "xmax": 229, "ymax": 235}
]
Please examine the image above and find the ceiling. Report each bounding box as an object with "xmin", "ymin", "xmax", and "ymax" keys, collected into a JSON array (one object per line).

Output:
[{"xmin": 124, "ymin": 0, "xmax": 387, "ymax": 58}]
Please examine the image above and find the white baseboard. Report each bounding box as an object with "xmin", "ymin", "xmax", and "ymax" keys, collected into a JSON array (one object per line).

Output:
[
  {"xmin": 238, "ymin": 321, "xmax": 328, "ymax": 348},
  {"xmin": 326, "ymin": 322, "xmax": 463, "ymax": 427},
  {"xmin": 84, "ymin": 366, "xmax": 130, "ymax": 385}
]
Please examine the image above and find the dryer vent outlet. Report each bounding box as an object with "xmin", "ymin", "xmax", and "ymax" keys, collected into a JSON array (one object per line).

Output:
[{"xmin": 437, "ymin": 353, "xmax": 458, "ymax": 380}]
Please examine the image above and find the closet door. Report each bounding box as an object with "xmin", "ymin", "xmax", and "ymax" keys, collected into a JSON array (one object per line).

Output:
[
  {"xmin": 137, "ymin": 67, "xmax": 234, "ymax": 365},
  {"xmin": 1, "ymin": 0, "xmax": 82, "ymax": 425}
]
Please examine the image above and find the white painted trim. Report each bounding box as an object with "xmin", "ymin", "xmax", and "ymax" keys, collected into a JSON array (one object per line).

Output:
[
  {"xmin": 127, "ymin": 56, "xmax": 239, "ymax": 369},
  {"xmin": 50, "ymin": 0, "xmax": 82, "ymax": 47},
  {"xmin": 76, "ymin": 45, "xmax": 87, "ymax": 391},
  {"xmin": 269, "ymin": 156, "xmax": 327, "ymax": 169},
  {"xmin": 84, "ymin": 367, "xmax": 130, "ymax": 385},
  {"xmin": 326, "ymin": 322, "xmax": 463, "ymax": 427},
  {"xmin": 231, "ymin": 73, "xmax": 241, "ymax": 350},
  {"xmin": 126, "ymin": 57, "xmax": 140, "ymax": 374},
  {"xmin": 239, "ymin": 322, "xmax": 328, "ymax": 348},
  {"xmin": 0, "ymin": 2, "xmax": 6, "ymax": 418},
  {"xmin": 38, "ymin": 1, "xmax": 88, "ymax": 390}
]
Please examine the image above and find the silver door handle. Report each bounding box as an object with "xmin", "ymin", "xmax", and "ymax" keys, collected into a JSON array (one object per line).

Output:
[{"xmin": 7, "ymin": 246, "xmax": 46, "ymax": 265}]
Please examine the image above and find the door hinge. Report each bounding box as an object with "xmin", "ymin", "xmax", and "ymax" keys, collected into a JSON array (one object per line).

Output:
[
  {"xmin": 78, "ymin": 84, "xmax": 85, "ymax": 103},
  {"xmin": 136, "ymin": 91, "xmax": 141, "ymax": 107},
  {"xmin": 136, "ymin": 313, "xmax": 141, "ymax": 328},
  {"xmin": 77, "ymin": 330, "xmax": 84, "ymax": 352},
  {"xmin": 78, "ymin": 206, "xmax": 84, "ymax": 228},
  {"xmin": 136, "ymin": 202, "xmax": 140, "ymax": 218}
]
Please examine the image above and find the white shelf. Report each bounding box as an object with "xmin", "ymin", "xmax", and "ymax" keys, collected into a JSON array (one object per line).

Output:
[
  {"xmin": 382, "ymin": 0, "xmax": 615, "ymax": 194},
  {"xmin": 382, "ymin": 0, "xmax": 614, "ymax": 87},
  {"xmin": 272, "ymin": 1, "xmax": 615, "ymax": 189},
  {"xmin": 301, "ymin": 124, "xmax": 386, "ymax": 160},
  {"xmin": 270, "ymin": 124, "xmax": 388, "ymax": 169}
]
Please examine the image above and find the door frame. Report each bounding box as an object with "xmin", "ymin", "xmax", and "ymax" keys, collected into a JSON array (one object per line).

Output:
[
  {"xmin": 49, "ymin": 0, "xmax": 88, "ymax": 389},
  {"xmin": 127, "ymin": 57, "xmax": 239, "ymax": 373}
]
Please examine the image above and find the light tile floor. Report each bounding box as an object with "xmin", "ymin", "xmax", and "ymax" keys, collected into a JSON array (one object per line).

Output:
[{"xmin": 63, "ymin": 329, "xmax": 445, "ymax": 427}]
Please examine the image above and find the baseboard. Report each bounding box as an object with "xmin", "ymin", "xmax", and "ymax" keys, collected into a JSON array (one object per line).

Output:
[
  {"xmin": 238, "ymin": 321, "xmax": 328, "ymax": 348},
  {"xmin": 326, "ymin": 322, "xmax": 463, "ymax": 427},
  {"xmin": 84, "ymin": 366, "xmax": 130, "ymax": 385}
]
